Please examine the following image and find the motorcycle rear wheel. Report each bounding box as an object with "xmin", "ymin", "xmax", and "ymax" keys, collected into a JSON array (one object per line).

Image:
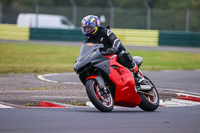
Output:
[
  {"xmin": 86, "ymin": 79, "xmax": 114, "ymax": 112},
  {"xmin": 138, "ymin": 75, "xmax": 159, "ymax": 111}
]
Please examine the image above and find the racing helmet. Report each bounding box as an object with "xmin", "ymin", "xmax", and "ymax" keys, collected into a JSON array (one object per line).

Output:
[{"xmin": 81, "ymin": 15, "xmax": 100, "ymax": 37}]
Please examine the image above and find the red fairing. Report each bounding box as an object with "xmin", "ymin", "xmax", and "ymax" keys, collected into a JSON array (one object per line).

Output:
[{"xmin": 109, "ymin": 59, "xmax": 141, "ymax": 107}]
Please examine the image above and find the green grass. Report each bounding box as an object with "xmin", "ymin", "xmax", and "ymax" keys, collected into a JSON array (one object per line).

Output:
[
  {"xmin": 128, "ymin": 49, "xmax": 200, "ymax": 70},
  {"xmin": 0, "ymin": 42, "xmax": 199, "ymax": 74},
  {"xmin": 0, "ymin": 43, "xmax": 79, "ymax": 73}
]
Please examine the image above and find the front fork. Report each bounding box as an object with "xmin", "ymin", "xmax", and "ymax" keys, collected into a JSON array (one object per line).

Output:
[
  {"xmin": 96, "ymin": 72, "xmax": 108, "ymax": 94},
  {"xmin": 85, "ymin": 71, "xmax": 108, "ymax": 94}
]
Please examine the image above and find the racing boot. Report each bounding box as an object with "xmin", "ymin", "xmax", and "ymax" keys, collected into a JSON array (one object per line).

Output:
[{"xmin": 130, "ymin": 65, "xmax": 148, "ymax": 85}]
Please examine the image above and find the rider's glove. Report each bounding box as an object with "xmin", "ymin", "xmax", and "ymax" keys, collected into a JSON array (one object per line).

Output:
[{"xmin": 102, "ymin": 48, "xmax": 117, "ymax": 55}]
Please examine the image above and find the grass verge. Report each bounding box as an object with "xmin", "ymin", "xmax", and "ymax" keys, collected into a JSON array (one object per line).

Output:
[{"xmin": 0, "ymin": 42, "xmax": 199, "ymax": 74}]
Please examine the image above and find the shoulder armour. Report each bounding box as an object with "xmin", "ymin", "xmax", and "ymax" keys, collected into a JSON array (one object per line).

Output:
[{"xmin": 106, "ymin": 29, "xmax": 112, "ymax": 36}]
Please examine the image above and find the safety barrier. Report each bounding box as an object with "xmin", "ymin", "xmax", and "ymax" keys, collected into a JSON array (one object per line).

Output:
[
  {"xmin": 112, "ymin": 28, "xmax": 159, "ymax": 47},
  {"xmin": 159, "ymin": 31, "xmax": 200, "ymax": 47},
  {"xmin": 30, "ymin": 28, "xmax": 84, "ymax": 41},
  {"xmin": 0, "ymin": 24, "xmax": 200, "ymax": 47},
  {"xmin": 0, "ymin": 24, "xmax": 29, "ymax": 40}
]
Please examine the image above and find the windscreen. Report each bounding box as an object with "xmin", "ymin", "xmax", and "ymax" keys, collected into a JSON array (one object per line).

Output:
[{"xmin": 78, "ymin": 43, "xmax": 98, "ymax": 61}]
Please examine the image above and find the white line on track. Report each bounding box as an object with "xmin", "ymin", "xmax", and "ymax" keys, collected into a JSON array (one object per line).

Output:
[
  {"xmin": 0, "ymin": 104, "xmax": 13, "ymax": 108},
  {"xmin": 37, "ymin": 73, "xmax": 81, "ymax": 84},
  {"xmin": 37, "ymin": 75, "xmax": 58, "ymax": 83},
  {"xmin": 160, "ymin": 99, "xmax": 200, "ymax": 107}
]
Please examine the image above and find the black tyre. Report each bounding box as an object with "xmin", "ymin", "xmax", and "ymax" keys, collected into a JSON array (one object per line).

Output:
[
  {"xmin": 138, "ymin": 75, "xmax": 159, "ymax": 111},
  {"xmin": 86, "ymin": 79, "xmax": 114, "ymax": 112}
]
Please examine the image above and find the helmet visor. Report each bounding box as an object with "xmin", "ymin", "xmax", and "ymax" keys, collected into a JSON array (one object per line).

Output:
[{"xmin": 81, "ymin": 26, "xmax": 94, "ymax": 35}]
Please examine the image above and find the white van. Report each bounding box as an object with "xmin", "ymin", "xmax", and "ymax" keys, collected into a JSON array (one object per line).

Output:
[{"xmin": 17, "ymin": 13, "xmax": 75, "ymax": 29}]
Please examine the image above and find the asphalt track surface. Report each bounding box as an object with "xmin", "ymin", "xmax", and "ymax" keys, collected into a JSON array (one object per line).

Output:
[{"xmin": 1, "ymin": 106, "xmax": 200, "ymax": 133}]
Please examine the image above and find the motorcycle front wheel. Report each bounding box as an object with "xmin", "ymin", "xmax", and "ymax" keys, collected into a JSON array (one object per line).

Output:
[
  {"xmin": 138, "ymin": 75, "xmax": 159, "ymax": 111},
  {"xmin": 86, "ymin": 79, "xmax": 114, "ymax": 112}
]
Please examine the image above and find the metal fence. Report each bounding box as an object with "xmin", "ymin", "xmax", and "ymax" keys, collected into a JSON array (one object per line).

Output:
[{"xmin": 0, "ymin": 2, "xmax": 200, "ymax": 32}]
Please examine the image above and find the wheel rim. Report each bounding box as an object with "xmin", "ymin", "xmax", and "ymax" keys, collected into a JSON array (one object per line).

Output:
[
  {"xmin": 143, "ymin": 88, "xmax": 158, "ymax": 104},
  {"xmin": 92, "ymin": 81, "xmax": 113, "ymax": 107},
  {"xmin": 142, "ymin": 77, "xmax": 159, "ymax": 104}
]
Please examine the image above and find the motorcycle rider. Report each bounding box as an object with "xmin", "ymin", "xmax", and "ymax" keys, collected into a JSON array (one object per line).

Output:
[{"xmin": 81, "ymin": 15, "xmax": 146, "ymax": 85}]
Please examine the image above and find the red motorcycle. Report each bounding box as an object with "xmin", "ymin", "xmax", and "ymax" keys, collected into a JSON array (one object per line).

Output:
[{"xmin": 74, "ymin": 43, "xmax": 159, "ymax": 112}]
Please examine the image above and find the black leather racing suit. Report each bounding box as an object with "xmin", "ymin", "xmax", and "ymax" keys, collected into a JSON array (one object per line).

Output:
[
  {"xmin": 84, "ymin": 27, "xmax": 135, "ymax": 69},
  {"xmin": 84, "ymin": 27, "xmax": 125, "ymax": 54}
]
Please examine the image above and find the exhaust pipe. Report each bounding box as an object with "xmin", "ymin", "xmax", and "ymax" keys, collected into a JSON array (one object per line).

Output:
[{"xmin": 140, "ymin": 85, "xmax": 151, "ymax": 90}]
